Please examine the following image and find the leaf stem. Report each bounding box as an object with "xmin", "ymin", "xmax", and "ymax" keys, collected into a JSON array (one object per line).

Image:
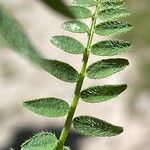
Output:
[{"xmin": 56, "ymin": 1, "xmax": 101, "ymax": 149}]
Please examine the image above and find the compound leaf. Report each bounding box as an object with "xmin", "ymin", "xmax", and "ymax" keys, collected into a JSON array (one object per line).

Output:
[
  {"xmin": 51, "ymin": 36, "xmax": 84, "ymax": 54},
  {"xmin": 73, "ymin": 116, "xmax": 123, "ymax": 137},
  {"xmin": 81, "ymin": 84, "xmax": 127, "ymax": 103},
  {"xmin": 41, "ymin": 59, "xmax": 78, "ymax": 83},
  {"xmin": 69, "ymin": 6, "xmax": 92, "ymax": 19},
  {"xmin": 21, "ymin": 132, "xmax": 57, "ymax": 150},
  {"xmin": 23, "ymin": 97, "xmax": 69, "ymax": 117},
  {"xmin": 101, "ymin": 1, "xmax": 125, "ymax": 10},
  {"xmin": 72, "ymin": 0, "xmax": 96, "ymax": 7},
  {"xmin": 91, "ymin": 40, "xmax": 131, "ymax": 56},
  {"xmin": 95, "ymin": 21, "xmax": 133, "ymax": 36},
  {"xmin": 98, "ymin": 8, "xmax": 130, "ymax": 21},
  {"xmin": 86, "ymin": 58, "xmax": 129, "ymax": 79},
  {"xmin": 62, "ymin": 20, "xmax": 89, "ymax": 33}
]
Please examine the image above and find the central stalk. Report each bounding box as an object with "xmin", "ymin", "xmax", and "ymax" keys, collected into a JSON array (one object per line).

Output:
[{"xmin": 56, "ymin": 1, "xmax": 101, "ymax": 149}]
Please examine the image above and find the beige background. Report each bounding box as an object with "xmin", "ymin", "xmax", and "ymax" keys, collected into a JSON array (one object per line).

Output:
[{"xmin": 0, "ymin": 0, "xmax": 150, "ymax": 150}]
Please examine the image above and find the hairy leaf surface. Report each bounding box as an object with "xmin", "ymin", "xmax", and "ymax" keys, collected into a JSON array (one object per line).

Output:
[
  {"xmin": 87, "ymin": 58, "xmax": 129, "ymax": 79},
  {"xmin": 95, "ymin": 21, "xmax": 133, "ymax": 36},
  {"xmin": 91, "ymin": 40, "xmax": 131, "ymax": 56},
  {"xmin": 21, "ymin": 132, "xmax": 57, "ymax": 150},
  {"xmin": 69, "ymin": 6, "xmax": 92, "ymax": 19},
  {"xmin": 41, "ymin": 59, "xmax": 78, "ymax": 83},
  {"xmin": 98, "ymin": 8, "xmax": 130, "ymax": 21},
  {"xmin": 101, "ymin": 1, "xmax": 125, "ymax": 10},
  {"xmin": 72, "ymin": 0, "xmax": 96, "ymax": 7},
  {"xmin": 62, "ymin": 20, "xmax": 89, "ymax": 33},
  {"xmin": 51, "ymin": 36, "xmax": 84, "ymax": 54},
  {"xmin": 81, "ymin": 84, "xmax": 127, "ymax": 103},
  {"xmin": 73, "ymin": 116, "xmax": 123, "ymax": 137},
  {"xmin": 23, "ymin": 97, "xmax": 69, "ymax": 117}
]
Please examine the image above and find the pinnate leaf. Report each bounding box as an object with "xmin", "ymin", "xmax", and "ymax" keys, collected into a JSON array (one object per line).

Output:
[
  {"xmin": 69, "ymin": 6, "xmax": 92, "ymax": 19},
  {"xmin": 51, "ymin": 36, "xmax": 84, "ymax": 54},
  {"xmin": 62, "ymin": 20, "xmax": 89, "ymax": 33},
  {"xmin": 91, "ymin": 40, "xmax": 131, "ymax": 56},
  {"xmin": 95, "ymin": 21, "xmax": 133, "ymax": 36},
  {"xmin": 23, "ymin": 97, "xmax": 69, "ymax": 117},
  {"xmin": 81, "ymin": 84, "xmax": 127, "ymax": 103},
  {"xmin": 41, "ymin": 59, "xmax": 78, "ymax": 83},
  {"xmin": 98, "ymin": 8, "xmax": 130, "ymax": 21},
  {"xmin": 86, "ymin": 58, "xmax": 129, "ymax": 79},
  {"xmin": 72, "ymin": 0, "xmax": 96, "ymax": 7},
  {"xmin": 21, "ymin": 132, "xmax": 57, "ymax": 150},
  {"xmin": 73, "ymin": 116, "xmax": 123, "ymax": 137}
]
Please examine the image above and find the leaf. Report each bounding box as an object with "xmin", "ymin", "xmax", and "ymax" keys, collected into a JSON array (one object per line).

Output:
[
  {"xmin": 21, "ymin": 132, "xmax": 58, "ymax": 150},
  {"xmin": 51, "ymin": 36, "xmax": 84, "ymax": 54},
  {"xmin": 101, "ymin": 1, "xmax": 125, "ymax": 10},
  {"xmin": 91, "ymin": 40, "xmax": 131, "ymax": 56},
  {"xmin": 41, "ymin": 59, "xmax": 78, "ymax": 83},
  {"xmin": 40, "ymin": 0, "xmax": 74, "ymax": 18},
  {"xmin": 64, "ymin": 147, "xmax": 71, "ymax": 150},
  {"xmin": 0, "ymin": 5, "xmax": 43, "ymax": 65},
  {"xmin": 69, "ymin": 6, "xmax": 92, "ymax": 19},
  {"xmin": 72, "ymin": 0, "xmax": 96, "ymax": 7},
  {"xmin": 62, "ymin": 20, "xmax": 89, "ymax": 33},
  {"xmin": 73, "ymin": 116, "xmax": 123, "ymax": 137},
  {"xmin": 95, "ymin": 21, "xmax": 133, "ymax": 36},
  {"xmin": 86, "ymin": 58, "xmax": 129, "ymax": 79},
  {"xmin": 23, "ymin": 97, "xmax": 69, "ymax": 117},
  {"xmin": 81, "ymin": 84, "xmax": 127, "ymax": 103},
  {"xmin": 98, "ymin": 8, "xmax": 130, "ymax": 21}
]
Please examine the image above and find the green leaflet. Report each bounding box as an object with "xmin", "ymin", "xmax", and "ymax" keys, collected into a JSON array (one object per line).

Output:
[
  {"xmin": 86, "ymin": 58, "xmax": 129, "ymax": 79},
  {"xmin": 0, "ymin": 5, "xmax": 43, "ymax": 65},
  {"xmin": 62, "ymin": 20, "xmax": 89, "ymax": 33},
  {"xmin": 98, "ymin": 8, "xmax": 130, "ymax": 21},
  {"xmin": 95, "ymin": 21, "xmax": 133, "ymax": 36},
  {"xmin": 51, "ymin": 36, "xmax": 84, "ymax": 54},
  {"xmin": 81, "ymin": 84, "xmax": 127, "ymax": 103},
  {"xmin": 72, "ymin": 0, "xmax": 96, "ymax": 7},
  {"xmin": 23, "ymin": 97, "xmax": 69, "ymax": 117},
  {"xmin": 101, "ymin": 1, "xmax": 125, "ymax": 10},
  {"xmin": 21, "ymin": 132, "xmax": 57, "ymax": 150},
  {"xmin": 73, "ymin": 116, "xmax": 123, "ymax": 137},
  {"xmin": 64, "ymin": 147, "xmax": 71, "ymax": 150},
  {"xmin": 91, "ymin": 40, "xmax": 131, "ymax": 56},
  {"xmin": 69, "ymin": 6, "xmax": 92, "ymax": 19},
  {"xmin": 41, "ymin": 59, "xmax": 78, "ymax": 83}
]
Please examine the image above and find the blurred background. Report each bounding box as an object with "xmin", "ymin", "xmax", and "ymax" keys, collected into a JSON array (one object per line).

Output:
[{"xmin": 0, "ymin": 0, "xmax": 150, "ymax": 149}]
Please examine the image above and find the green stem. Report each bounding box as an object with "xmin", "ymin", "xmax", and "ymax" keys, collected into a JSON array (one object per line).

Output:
[{"xmin": 56, "ymin": 1, "xmax": 101, "ymax": 149}]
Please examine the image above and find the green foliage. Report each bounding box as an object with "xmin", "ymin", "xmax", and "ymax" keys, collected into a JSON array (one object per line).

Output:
[
  {"xmin": 91, "ymin": 40, "xmax": 131, "ymax": 56},
  {"xmin": 62, "ymin": 20, "xmax": 89, "ymax": 33},
  {"xmin": 86, "ymin": 58, "xmax": 129, "ymax": 79},
  {"xmin": 51, "ymin": 36, "xmax": 84, "ymax": 54},
  {"xmin": 23, "ymin": 97, "xmax": 69, "ymax": 117},
  {"xmin": 69, "ymin": 6, "xmax": 92, "ymax": 19},
  {"xmin": 41, "ymin": 59, "xmax": 78, "ymax": 83},
  {"xmin": 95, "ymin": 21, "xmax": 133, "ymax": 36},
  {"xmin": 1, "ymin": 0, "xmax": 132, "ymax": 149},
  {"xmin": 72, "ymin": 0, "xmax": 96, "ymax": 7},
  {"xmin": 41, "ymin": 0, "xmax": 74, "ymax": 18},
  {"xmin": 73, "ymin": 116, "xmax": 123, "ymax": 137},
  {"xmin": 98, "ymin": 8, "xmax": 130, "ymax": 21},
  {"xmin": 21, "ymin": 132, "xmax": 58, "ymax": 150},
  {"xmin": 81, "ymin": 84, "xmax": 127, "ymax": 103}
]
